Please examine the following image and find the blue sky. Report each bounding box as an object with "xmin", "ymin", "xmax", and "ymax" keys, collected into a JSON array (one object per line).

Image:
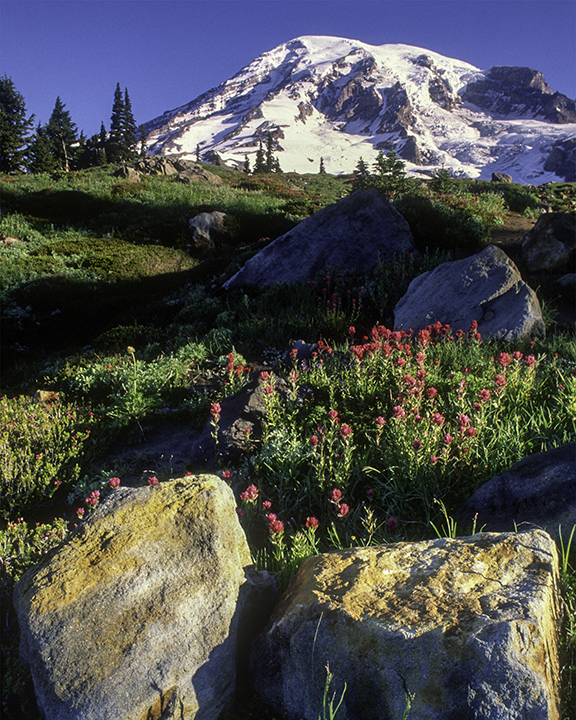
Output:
[{"xmin": 2, "ymin": 0, "xmax": 575, "ymax": 138}]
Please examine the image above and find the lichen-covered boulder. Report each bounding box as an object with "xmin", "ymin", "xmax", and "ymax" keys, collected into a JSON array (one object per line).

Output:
[
  {"xmin": 223, "ymin": 188, "xmax": 416, "ymax": 288},
  {"xmin": 394, "ymin": 244, "xmax": 545, "ymax": 341},
  {"xmin": 251, "ymin": 531, "xmax": 561, "ymax": 720},
  {"xmin": 13, "ymin": 475, "xmax": 276, "ymax": 720}
]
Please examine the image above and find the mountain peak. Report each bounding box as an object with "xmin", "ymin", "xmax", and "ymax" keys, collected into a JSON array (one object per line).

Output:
[{"xmin": 145, "ymin": 36, "xmax": 576, "ymax": 183}]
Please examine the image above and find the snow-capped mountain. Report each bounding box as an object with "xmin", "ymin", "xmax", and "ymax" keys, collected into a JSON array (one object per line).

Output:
[{"xmin": 144, "ymin": 36, "xmax": 576, "ymax": 183}]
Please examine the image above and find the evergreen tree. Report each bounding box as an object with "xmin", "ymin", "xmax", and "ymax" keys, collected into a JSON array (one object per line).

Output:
[
  {"xmin": 243, "ymin": 154, "xmax": 250, "ymax": 173},
  {"xmin": 27, "ymin": 122, "xmax": 56, "ymax": 173},
  {"xmin": 254, "ymin": 141, "xmax": 266, "ymax": 173},
  {"xmin": 108, "ymin": 83, "xmax": 124, "ymax": 163},
  {"xmin": 139, "ymin": 125, "xmax": 147, "ymax": 158},
  {"xmin": 352, "ymin": 157, "xmax": 371, "ymax": 190},
  {"xmin": 319, "ymin": 157, "xmax": 326, "ymax": 174},
  {"xmin": 265, "ymin": 131, "xmax": 275, "ymax": 172},
  {"xmin": 46, "ymin": 96, "xmax": 78, "ymax": 171},
  {"xmin": 99, "ymin": 121, "xmax": 107, "ymax": 148},
  {"xmin": 0, "ymin": 74, "xmax": 34, "ymax": 173},
  {"xmin": 195, "ymin": 144, "xmax": 201, "ymax": 162},
  {"xmin": 373, "ymin": 150, "xmax": 406, "ymax": 193},
  {"xmin": 121, "ymin": 88, "xmax": 137, "ymax": 161}
]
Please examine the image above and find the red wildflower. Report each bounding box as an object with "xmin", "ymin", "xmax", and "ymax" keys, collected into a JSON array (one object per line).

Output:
[
  {"xmin": 494, "ymin": 374, "xmax": 507, "ymax": 387},
  {"xmin": 426, "ymin": 387, "xmax": 438, "ymax": 399},
  {"xmin": 148, "ymin": 476, "xmax": 159, "ymax": 486},
  {"xmin": 337, "ymin": 503, "xmax": 350, "ymax": 518},
  {"xmin": 478, "ymin": 389, "xmax": 491, "ymax": 403},
  {"xmin": 108, "ymin": 476, "xmax": 121, "ymax": 489},
  {"xmin": 240, "ymin": 484, "xmax": 259, "ymax": 502},
  {"xmin": 262, "ymin": 500, "xmax": 272, "ymax": 510},
  {"xmin": 306, "ymin": 516, "xmax": 319, "ymax": 529},
  {"xmin": 340, "ymin": 423, "xmax": 353, "ymax": 439},
  {"xmin": 498, "ymin": 352, "xmax": 512, "ymax": 369},
  {"xmin": 392, "ymin": 406, "xmax": 406, "ymax": 420},
  {"xmin": 431, "ymin": 412, "xmax": 445, "ymax": 427},
  {"xmin": 331, "ymin": 488, "xmax": 342, "ymax": 503},
  {"xmin": 310, "ymin": 434, "xmax": 319, "ymax": 447}
]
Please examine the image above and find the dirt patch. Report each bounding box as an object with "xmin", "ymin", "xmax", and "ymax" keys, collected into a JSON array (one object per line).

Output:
[{"xmin": 489, "ymin": 214, "xmax": 536, "ymax": 262}]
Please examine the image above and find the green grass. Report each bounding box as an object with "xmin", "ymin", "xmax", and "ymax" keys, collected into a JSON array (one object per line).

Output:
[{"xmin": 0, "ymin": 164, "xmax": 574, "ymax": 719}]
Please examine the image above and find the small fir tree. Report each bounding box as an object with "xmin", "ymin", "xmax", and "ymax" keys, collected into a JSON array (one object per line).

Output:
[
  {"xmin": 373, "ymin": 150, "xmax": 406, "ymax": 193},
  {"xmin": 45, "ymin": 96, "xmax": 78, "ymax": 171},
  {"xmin": 243, "ymin": 154, "xmax": 250, "ymax": 173},
  {"xmin": 108, "ymin": 83, "xmax": 125, "ymax": 163},
  {"xmin": 352, "ymin": 157, "xmax": 371, "ymax": 190},
  {"xmin": 254, "ymin": 140, "xmax": 266, "ymax": 173},
  {"xmin": 0, "ymin": 74, "xmax": 34, "ymax": 173},
  {"xmin": 319, "ymin": 157, "xmax": 326, "ymax": 174},
  {"xmin": 121, "ymin": 88, "xmax": 137, "ymax": 161},
  {"xmin": 265, "ymin": 131, "xmax": 275, "ymax": 172},
  {"xmin": 195, "ymin": 144, "xmax": 201, "ymax": 162},
  {"xmin": 27, "ymin": 122, "xmax": 56, "ymax": 173},
  {"xmin": 139, "ymin": 124, "xmax": 147, "ymax": 158}
]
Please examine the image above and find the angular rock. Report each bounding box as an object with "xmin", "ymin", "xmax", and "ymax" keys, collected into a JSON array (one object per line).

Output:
[
  {"xmin": 113, "ymin": 165, "xmax": 142, "ymax": 180},
  {"xmin": 492, "ymin": 172, "xmax": 513, "ymax": 183},
  {"xmin": 521, "ymin": 212, "xmax": 576, "ymax": 272},
  {"xmin": 223, "ymin": 189, "xmax": 416, "ymax": 289},
  {"xmin": 13, "ymin": 475, "xmax": 276, "ymax": 720},
  {"xmin": 189, "ymin": 211, "xmax": 227, "ymax": 249},
  {"xmin": 251, "ymin": 531, "xmax": 561, "ymax": 720},
  {"xmin": 394, "ymin": 244, "xmax": 545, "ymax": 341},
  {"xmin": 191, "ymin": 378, "xmax": 313, "ymax": 466},
  {"xmin": 455, "ymin": 443, "xmax": 576, "ymax": 550}
]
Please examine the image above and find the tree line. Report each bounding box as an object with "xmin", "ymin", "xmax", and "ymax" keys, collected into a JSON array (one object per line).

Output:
[{"xmin": 0, "ymin": 75, "xmax": 144, "ymax": 173}]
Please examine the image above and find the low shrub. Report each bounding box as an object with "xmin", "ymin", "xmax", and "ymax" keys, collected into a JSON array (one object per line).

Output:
[{"xmin": 0, "ymin": 396, "xmax": 97, "ymax": 516}]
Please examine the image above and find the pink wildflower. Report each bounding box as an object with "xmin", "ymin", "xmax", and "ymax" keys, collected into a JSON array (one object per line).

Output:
[
  {"xmin": 328, "ymin": 409, "xmax": 339, "ymax": 421},
  {"xmin": 494, "ymin": 374, "xmax": 507, "ymax": 387},
  {"xmin": 443, "ymin": 433, "xmax": 454, "ymax": 445},
  {"xmin": 412, "ymin": 439, "xmax": 422, "ymax": 451},
  {"xmin": 240, "ymin": 484, "xmax": 259, "ymax": 502},
  {"xmin": 431, "ymin": 412, "xmax": 445, "ymax": 427},
  {"xmin": 426, "ymin": 387, "xmax": 438, "ymax": 399},
  {"xmin": 306, "ymin": 516, "xmax": 319, "ymax": 529},
  {"xmin": 430, "ymin": 455, "xmax": 438, "ymax": 464},
  {"xmin": 525, "ymin": 355, "xmax": 536, "ymax": 368},
  {"xmin": 337, "ymin": 503, "xmax": 350, "ymax": 518},
  {"xmin": 331, "ymin": 488, "xmax": 343, "ymax": 503},
  {"xmin": 375, "ymin": 416, "xmax": 386, "ymax": 428},
  {"xmin": 148, "ymin": 476, "xmax": 159, "ymax": 486},
  {"xmin": 310, "ymin": 434, "xmax": 319, "ymax": 447},
  {"xmin": 210, "ymin": 402, "xmax": 221, "ymax": 418},
  {"xmin": 262, "ymin": 500, "xmax": 272, "ymax": 511},
  {"xmin": 392, "ymin": 406, "xmax": 406, "ymax": 420},
  {"xmin": 108, "ymin": 476, "xmax": 121, "ymax": 489},
  {"xmin": 340, "ymin": 423, "xmax": 353, "ymax": 439},
  {"xmin": 221, "ymin": 469, "xmax": 232, "ymax": 480},
  {"xmin": 478, "ymin": 388, "xmax": 491, "ymax": 403},
  {"xmin": 366, "ymin": 488, "xmax": 375, "ymax": 499},
  {"xmin": 498, "ymin": 352, "xmax": 512, "ymax": 369}
]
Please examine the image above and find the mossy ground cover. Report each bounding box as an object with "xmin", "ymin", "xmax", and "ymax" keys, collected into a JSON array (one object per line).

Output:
[{"xmin": 1, "ymin": 165, "xmax": 574, "ymax": 719}]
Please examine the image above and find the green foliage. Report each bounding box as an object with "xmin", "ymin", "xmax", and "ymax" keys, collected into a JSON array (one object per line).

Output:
[
  {"xmin": 394, "ymin": 191, "xmax": 501, "ymax": 252},
  {"xmin": 430, "ymin": 167, "xmax": 454, "ymax": 194},
  {"xmin": 0, "ymin": 396, "xmax": 97, "ymax": 516},
  {"xmin": 0, "ymin": 75, "xmax": 34, "ymax": 173}
]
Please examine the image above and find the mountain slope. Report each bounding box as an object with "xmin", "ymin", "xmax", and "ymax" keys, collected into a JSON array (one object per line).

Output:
[{"xmin": 144, "ymin": 36, "xmax": 576, "ymax": 183}]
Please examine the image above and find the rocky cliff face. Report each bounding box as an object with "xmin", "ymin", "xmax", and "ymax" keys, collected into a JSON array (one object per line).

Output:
[{"xmin": 144, "ymin": 36, "xmax": 576, "ymax": 182}]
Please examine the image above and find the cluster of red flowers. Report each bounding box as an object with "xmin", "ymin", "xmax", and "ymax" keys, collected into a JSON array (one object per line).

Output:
[
  {"xmin": 330, "ymin": 488, "xmax": 349, "ymax": 517},
  {"xmin": 240, "ymin": 484, "xmax": 259, "ymax": 503}
]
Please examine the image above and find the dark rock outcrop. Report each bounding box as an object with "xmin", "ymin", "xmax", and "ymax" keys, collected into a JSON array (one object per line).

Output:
[
  {"xmin": 544, "ymin": 138, "xmax": 576, "ymax": 181},
  {"xmin": 462, "ymin": 66, "xmax": 576, "ymax": 123},
  {"xmin": 521, "ymin": 212, "xmax": 576, "ymax": 272},
  {"xmin": 455, "ymin": 443, "xmax": 576, "ymax": 550}
]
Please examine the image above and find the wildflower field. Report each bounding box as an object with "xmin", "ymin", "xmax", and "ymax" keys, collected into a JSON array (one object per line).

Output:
[{"xmin": 1, "ymin": 164, "xmax": 575, "ymax": 719}]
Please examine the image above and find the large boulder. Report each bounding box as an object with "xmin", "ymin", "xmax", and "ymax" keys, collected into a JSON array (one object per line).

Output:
[
  {"xmin": 521, "ymin": 212, "xmax": 576, "ymax": 272},
  {"xmin": 455, "ymin": 443, "xmax": 576, "ymax": 550},
  {"xmin": 251, "ymin": 531, "xmax": 561, "ymax": 720},
  {"xmin": 13, "ymin": 475, "xmax": 276, "ymax": 720},
  {"xmin": 394, "ymin": 244, "xmax": 545, "ymax": 341},
  {"xmin": 223, "ymin": 189, "xmax": 416, "ymax": 289}
]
